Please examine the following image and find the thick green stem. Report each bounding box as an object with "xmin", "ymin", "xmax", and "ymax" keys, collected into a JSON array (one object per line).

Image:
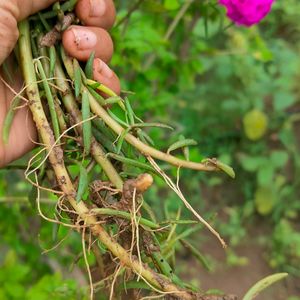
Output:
[{"xmin": 19, "ymin": 20, "xmax": 78, "ymax": 208}]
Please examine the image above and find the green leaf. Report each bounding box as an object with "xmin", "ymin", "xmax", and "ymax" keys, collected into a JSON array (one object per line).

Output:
[
  {"xmin": 28, "ymin": 186, "xmax": 37, "ymax": 209},
  {"xmin": 85, "ymin": 51, "xmax": 95, "ymax": 79},
  {"xmin": 116, "ymin": 128, "xmax": 131, "ymax": 154},
  {"xmin": 76, "ymin": 165, "xmax": 88, "ymax": 203},
  {"xmin": 74, "ymin": 61, "xmax": 82, "ymax": 98},
  {"xmin": 257, "ymin": 164, "xmax": 274, "ymax": 186},
  {"xmin": 142, "ymin": 1, "xmax": 166, "ymax": 12},
  {"xmin": 243, "ymin": 109, "xmax": 268, "ymax": 141},
  {"xmin": 2, "ymin": 96, "xmax": 22, "ymax": 145},
  {"xmin": 201, "ymin": 158, "xmax": 235, "ymax": 178},
  {"xmin": 49, "ymin": 46, "xmax": 56, "ymax": 77},
  {"xmin": 124, "ymin": 97, "xmax": 135, "ymax": 125},
  {"xmin": 243, "ymin": 273, "xmax": 288, "ymax": 300},
  {"xmin": 3, "ymin": 250, "xmax": 17, "ymax": 267},
  {"xmin": 274, "ymin": 92, "xmax": 295, "ymax": 111},
  {"xmin": 82, "ymin": 91, "xmax": 92, "ymax": 155},
  {"xmin": 270, "ymin": 151, "xmax": 289, "ymax": 168},
  {"xmin": 164, "ymin": 0, "xmax": 180, "ymax": 10},
  {"xmin": 254, "ymin": 186, "xmax": 276, "ymax": 216},
  {"xmin": 180, "ymin": 239, "xmax": 211, "ymax": 271},
  {"xmin": 216, "ymin": 160, "xmax": 235, "ymax": 179},
  {"xmin": 239, "ymin": 155, "xmax": 265, "ymax": 172},
  {"xmin": 167, "ymin": 139, "xmax": 197, "ymax": 154},
  {"xmin": 105, "ymin": 96, "xmax": 123, "ymax": 105},
  {"xmin": 106, "ymin": 153, "xmax": 156, "ymax": 173}
]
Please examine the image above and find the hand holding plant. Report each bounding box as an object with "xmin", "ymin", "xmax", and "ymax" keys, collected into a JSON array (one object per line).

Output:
[{"xmin": 0, "ymin": 0, "xmax": 119, "ymax": 166}]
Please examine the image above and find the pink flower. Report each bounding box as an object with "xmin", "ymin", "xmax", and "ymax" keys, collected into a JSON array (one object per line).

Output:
[{"xmin": 219, "ymin": 0, "xmax": 275, "ymax": 27}]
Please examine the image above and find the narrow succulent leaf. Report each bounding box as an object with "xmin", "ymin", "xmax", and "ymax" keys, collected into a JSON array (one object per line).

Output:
[
  {"xmin": 180, "ymin": 239, "xmax": 211, "ymax": 271},
  {"xmin": 82, "ymin": 91, "xmax": 92, "ymax": 155},
  {"xmin": 85, "ymin": 51, "xmax": 95, "ymax": 79},
  {"xmin": 87, "ymin": 86, "xmax": 106, "ymax": 106},
  {"xmin": 105, "ymin": 96, "xmax": 123, "ymax": 105},
  {"xmin": 108, "ymin": 110, "xmax": 129, "ymax": 127},
  {"xmin": 49, "ymin": 46, "xmax": 56, "ymax": 77},
  {"xmin": 36, "ymin": 60, "xmax": 60, "ymax": 140},
  {"xmin": 106, "ymin": 153, "xmax": 156, "ymax": 173},
  {"xmin": 73, "ymin": 59, "xmax": 82, "ymax": 98},
  {"xmin": 242, "ymin": 273, "xmax": 288, "ymax": 300},
  {"xmin": 137, "ymin": 130, "xmax": 154, "ymax": 146},
  {"xmin": 76, "ymin": 164, "xmax": 88, "ymax": 203},
  {"xmin": 167, "ymin": 139, "xmax": 197, "ymax": 154},
  {"xmin": 2, "ymin": 96, "xmax": 21, "ymax": 144},
  {"xmin": 125, "ymin": 97, "xmax": 135, "ymax": 125},
  {"xmin": 217, "ymin": 161, "xmax": 236, "ymax": 178},
  {"xmin": 116, "ymin": 128, "xmax": 131, "ymax": 154},
  {"xmin": 132, "ymin": 122, "xmax": 173, "ymax": 130}
]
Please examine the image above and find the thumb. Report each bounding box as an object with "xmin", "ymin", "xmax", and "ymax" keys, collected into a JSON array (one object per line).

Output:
[{"xmin": 0, "ymin": 0, "xmax": 56, "ymax": 64}]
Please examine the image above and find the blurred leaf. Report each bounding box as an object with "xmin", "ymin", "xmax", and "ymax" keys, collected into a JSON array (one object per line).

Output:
[
  {"xmin": 254, "ymin": 186, "xmax": 276, "ymax": 216},
  {"xmin": 26, "ymin": 273, "xmax": 85, "ymax": 300},
  {"xmin": 274, "ymin": 92, "xmax": 295, "ymax": 111},
  {"xmin": 257, "ymin": 164, "xmax": 274, "ymax": 186},
  {"xmin": 239, "ymin": 155, "xmax": 266, "ymax": 172},
  {"xmin": 142, "ymin": 1, "xmax": 166, "ymax": 12},
  {"xmin": 167, "ymin": 138, "xmax": 197, "ymax": 154},
  {"xmin": 270, "ymin": 151, "xmax": 289, "ymax": 168},
  {"xmin": 243, "ymin": 109, "xmax": 268, "ymax": 141},
  {"xmin": 242, "ymin": 273, "xmax": 288, "ymax": 300},
  {"xmin": 164, "ymin": 0, "xmax": 180, "ymax": 10}
]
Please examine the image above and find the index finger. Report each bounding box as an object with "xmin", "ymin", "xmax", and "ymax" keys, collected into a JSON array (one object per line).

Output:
[
  {"xmin": 14, "ymin": 0, "xmax": 57, "ymax": 20},
  {"xmin": 75, "ymin": 0, "xmax": 116, "ymax": 29}
]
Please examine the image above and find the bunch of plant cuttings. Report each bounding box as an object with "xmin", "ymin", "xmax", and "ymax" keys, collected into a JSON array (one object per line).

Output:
[{"xmin": 3, "ymin": 1, "xmax": 237, "ymax": 299}]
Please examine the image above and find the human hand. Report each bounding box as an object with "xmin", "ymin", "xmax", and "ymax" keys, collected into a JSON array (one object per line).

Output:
[{"xmin": 0, "ymin": 0, "xmax": 120, "ymax": 167}]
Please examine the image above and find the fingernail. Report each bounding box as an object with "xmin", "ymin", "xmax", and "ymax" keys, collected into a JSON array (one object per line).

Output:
[
  {"xmin": 89, "ymin": 0, "xmax": 106, "ymax": 17},
  {"xmin": 95, "ymin": 59, "xmax": 114, "ymax": 78},
  {"xmin": 71, "ymin": 27, "xmax": 97, "ymax": 50}
]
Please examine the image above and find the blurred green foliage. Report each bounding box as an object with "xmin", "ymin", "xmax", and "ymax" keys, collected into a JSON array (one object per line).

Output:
[
  {"xmin": 1, "ymin": 0, "xmax": 300, "ymax": 298},
  {"xmin": 0, "ymin": 250, "xmax": 86, "ymax": 300},
  {"xmin": 112, "ymin": 0, "xmax": 300, "ymax": 286}
]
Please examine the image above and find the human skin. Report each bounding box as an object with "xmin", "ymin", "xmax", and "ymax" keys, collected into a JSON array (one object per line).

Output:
[{"xmin": 0, "ymin": 0, "xmax": 120, "ymax": 167}]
